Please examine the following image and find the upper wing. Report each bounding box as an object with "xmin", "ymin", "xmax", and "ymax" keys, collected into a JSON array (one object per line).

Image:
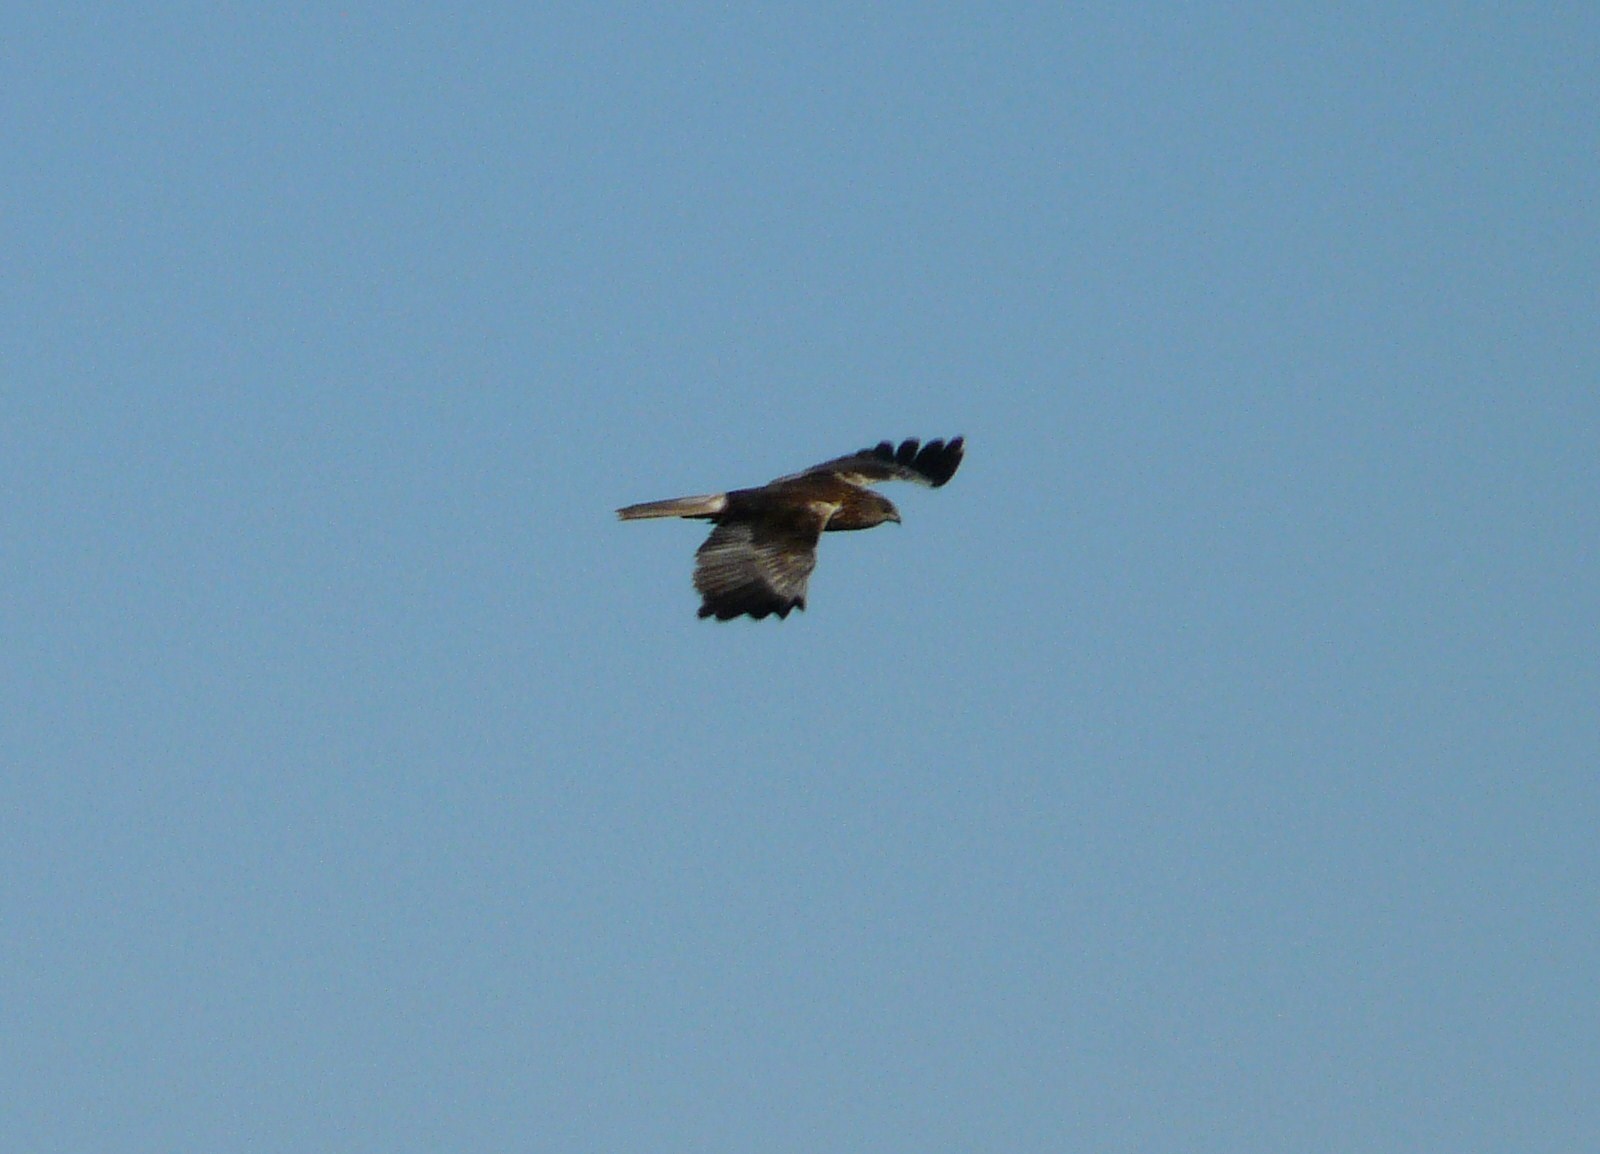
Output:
[
  {"xmin": 788, "ymin": 436, "xmax": 965, "ymax": 489},
  {"xmin": 692, "ymin": 504, "xmax": 832, "ymax": 620}
]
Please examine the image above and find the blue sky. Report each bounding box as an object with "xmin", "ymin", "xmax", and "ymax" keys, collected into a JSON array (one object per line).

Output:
[{"xmin": 4, "ymin": 5, "xmax": 1596, "ymax": 1151}]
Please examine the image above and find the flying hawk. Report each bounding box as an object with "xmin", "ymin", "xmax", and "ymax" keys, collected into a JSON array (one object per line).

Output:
[{"xmin": 617, "ymin": 436, "xmax": 965, "ymax": 620}]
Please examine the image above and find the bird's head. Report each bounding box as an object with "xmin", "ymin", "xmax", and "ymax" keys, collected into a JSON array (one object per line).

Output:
[{"xmin": 828, "ymin": 488, "xmax": 901, "ymax": 531}]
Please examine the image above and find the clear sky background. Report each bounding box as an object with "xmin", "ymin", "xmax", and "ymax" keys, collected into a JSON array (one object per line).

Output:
[{"xmin": 4, "ymin": 6, "xmax": 1596, "ymax": 1151}]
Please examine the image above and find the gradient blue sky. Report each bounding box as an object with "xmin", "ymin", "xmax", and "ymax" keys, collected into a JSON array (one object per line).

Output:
[{"xmin": 4, "ymin": 6, "xmax": 1596, "ymax": 1151}]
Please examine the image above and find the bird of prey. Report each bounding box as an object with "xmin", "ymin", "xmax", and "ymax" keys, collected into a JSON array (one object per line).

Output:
[{"xmin": 617, "ymin": 436, "xmax": 965, "ymax": 621}]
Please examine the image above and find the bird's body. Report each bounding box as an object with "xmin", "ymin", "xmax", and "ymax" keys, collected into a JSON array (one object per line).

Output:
[{"xmin": 618, "ymin": 437, "xmax": 964, "ymax": 620}]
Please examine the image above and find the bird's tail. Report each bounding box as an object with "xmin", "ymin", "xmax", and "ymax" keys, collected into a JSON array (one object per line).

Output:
[{"xmin": 616, "ymin": 493, "xmax": 728, "ymax": 521}]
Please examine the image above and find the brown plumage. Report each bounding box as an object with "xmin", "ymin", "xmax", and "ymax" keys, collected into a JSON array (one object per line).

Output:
[{"xmin": 618, "ymin": 436, "xmax": 965, "ymax": 620}]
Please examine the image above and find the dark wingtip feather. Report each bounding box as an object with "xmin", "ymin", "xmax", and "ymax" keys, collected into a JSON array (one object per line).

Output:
[
  {"xmin": 864, "ymin": 436, "xmax": 965, "ymax": 485},
  {"xmin": 913, "ymin": 435, "xmax": 964, "ymax": 486},
  {"xmin": 699, "ymin": 589, "xmax": 803, "ymax": 621}
]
